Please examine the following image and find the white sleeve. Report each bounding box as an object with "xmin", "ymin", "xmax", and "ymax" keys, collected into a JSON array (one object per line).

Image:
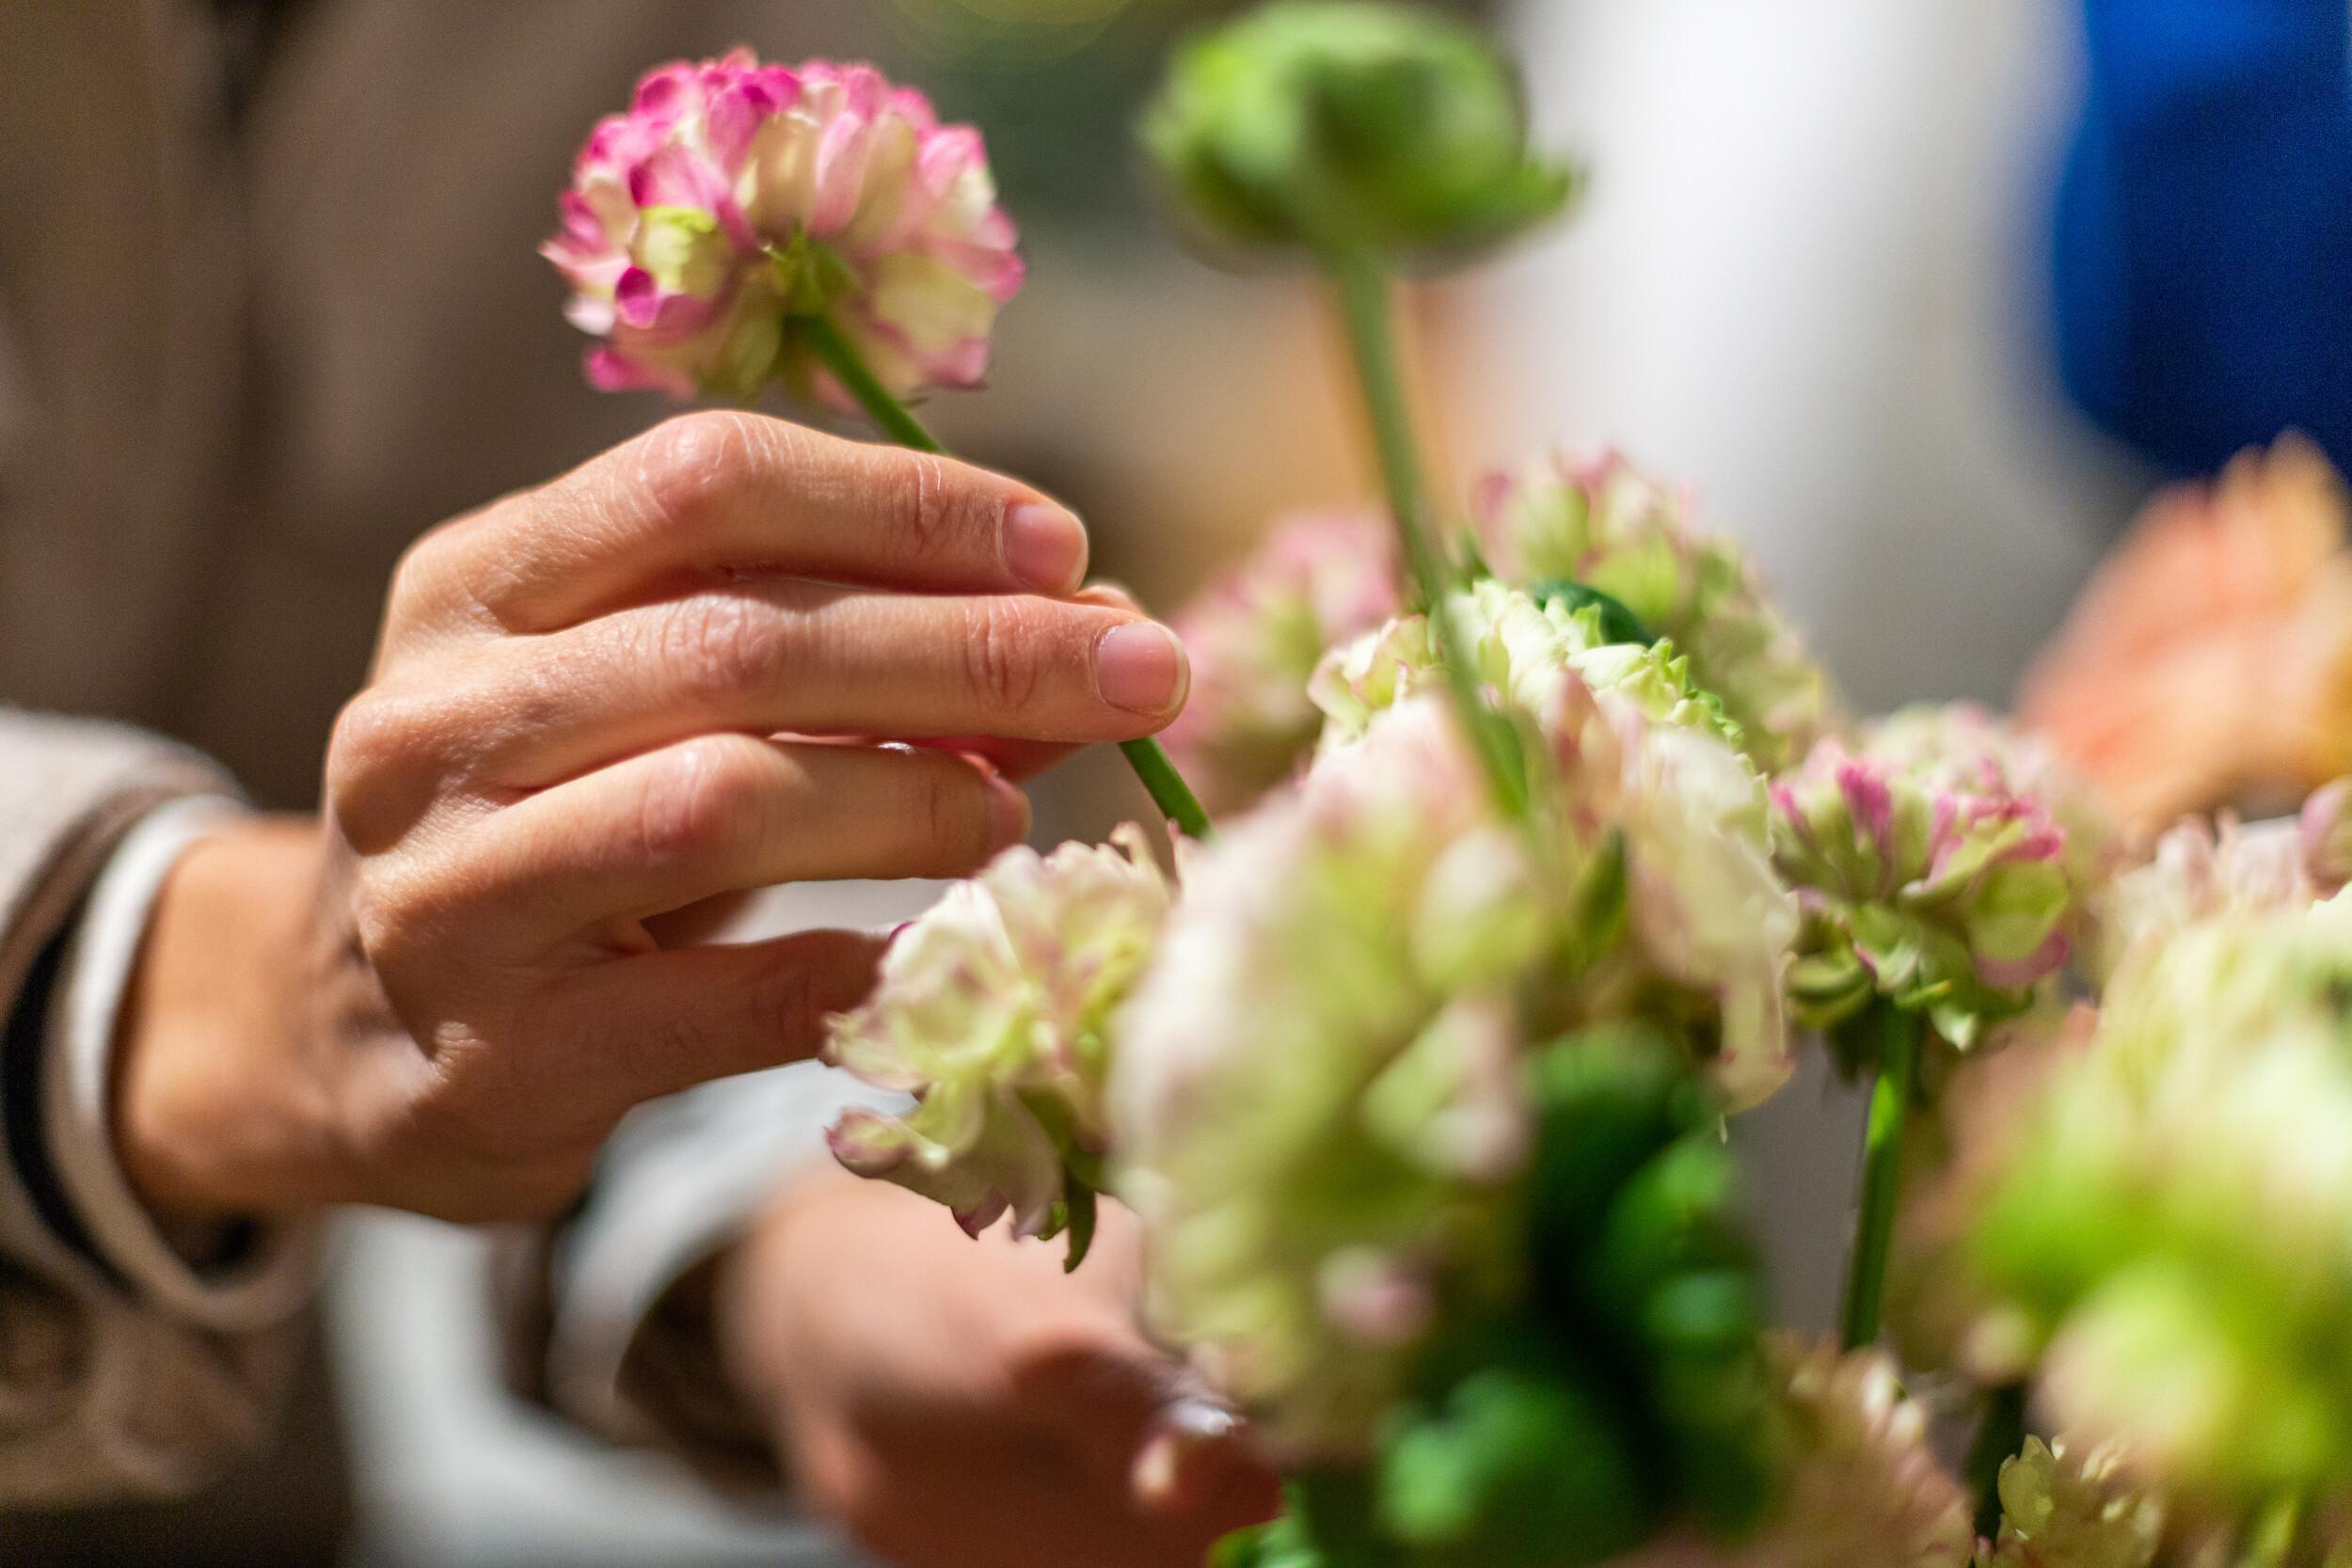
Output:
[
  {"xmin": 507, "ymin": 879, "xmax": 936, "ymax": 1484},
  {"xmin": 542, "ymin": 1061, "xmax": 913, "ymax": 1446},
  {"xmin": 44, "ymin": 796, "xmax": 322, "ymax": 1331}
]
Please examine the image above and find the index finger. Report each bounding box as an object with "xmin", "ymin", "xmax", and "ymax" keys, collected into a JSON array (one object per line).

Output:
[{"xmin": 417, "ymin": 411, "xmax": 1090, "ymax": 636}]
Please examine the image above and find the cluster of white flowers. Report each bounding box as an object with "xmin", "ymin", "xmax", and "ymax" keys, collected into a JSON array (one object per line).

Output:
[
  {"xmin": 1112, "ymin": 672, "xmax": 1796, "ymax": 1453},
  {"xmin": 1472, "ymin": 451, "xmax": 1835, "ymax": 772},
  {"xmin": 1310, "ymin": 579, "xmax": 1741, "ymax": 758},
  {"xmin": 823, "ymin": 827, "xmax": 1172, "ymax": 1242}
]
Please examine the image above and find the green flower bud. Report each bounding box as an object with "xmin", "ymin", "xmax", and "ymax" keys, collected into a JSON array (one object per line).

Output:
[
  {"xmin": 1376, "ymin": 1363, "xmax": 1650, "ymax": 1566},
  {"xmin": 1140, "ymin": 1, "xmax": 1580, "ymax": 264}
]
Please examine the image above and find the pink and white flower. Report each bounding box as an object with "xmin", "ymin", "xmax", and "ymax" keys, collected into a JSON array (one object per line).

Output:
[
  {"xmin": 2092, "ymin": 800, "xmax": 2352, "ymax": 980},
  {"xmin": 1113, "ymin": 699, "xmax": 1541, "ymax": 1453},
  {"xmin": 823, "ymin": 826, "xmax": 1170, "ymax": 1240},
  {"xmin": 545, "ymin": 51, "xmax": 1024, "ymax": 405},
  {"xmin": 1473, "ymin": 451, "xmax": 1835, "ymax": 772},
  {"xmin": 1161, "ymin": 512, "xmax": 1402, "ymax": 816},
  {"xmin": 1771, "ymin": 704, "xmax": 2112, "ymax": 1047}
]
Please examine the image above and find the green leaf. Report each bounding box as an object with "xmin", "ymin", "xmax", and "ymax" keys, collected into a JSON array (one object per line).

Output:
[
  {"xmin": 1375, "ymin": 1365, "xmax": 1650, "ymax": 1566},
  {"xmin": 1528, "ymin": 578, "xmax": 1656, "ymax": 646},
  {"xmin": 1062, "ymin": 1169, "xmax": 1099, "ymax": 1274},
  {"xmin": 1286, "ymin": 1466, "xmax": 1400, "ymax": 1568},
  {"xmin": 1583, "ymin": 1138, "xmax": 1751, "ymax": 1338},
  {"xmin": 1524, "ymin": 1024, "xmax": 1687, "ymax": 1281},
  {"xmin": 1560, "ymin": 827, "xmax": 1630, "ymax": 970}
]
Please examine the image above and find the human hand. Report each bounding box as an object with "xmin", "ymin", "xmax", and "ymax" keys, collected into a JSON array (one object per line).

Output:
[
  {"xmin": 719, "ymin": 1169, "xmax": 1280, "ymax": 1568},
  {"xmin": 112, "ymin": 412, "xmax": 1191, "ymax": 1223}
]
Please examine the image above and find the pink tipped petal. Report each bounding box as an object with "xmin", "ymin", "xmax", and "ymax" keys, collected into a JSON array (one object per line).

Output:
[
  {"xmin": 628, "ymin": 140, "xmax": 727, "ymax": 215},
  {"xmin": 886, "ymin": 84, "xmax": 941, "ymax": 135},
  {"xmin": 953, "ymin": 1194, "xmax": 1011, "ymax": 1239},
  {"xmin": 1836, "ymin": 761, "xmax": 1896, "ymax": 856},
  {"xmin": 629, "ymin": 63, "xmax": 694, "ymax": 124},
  {"xmin": 928, "ymin": 237, "xmax": 1026, "ymax": 305},
  {"xmin": 703, "ymin": 87, "xmax": 770, "ymax": 175},
  {"xmin": 612, "ymin": 266, "xmax": 662, "ymax": 327},
  {"xmin": 584, "ymin": 343, "xmax": 693, "ymax": 396},
  {"xmin": 1975, "ymin": 928, "xmax": 2069, "ymax": 990},
  {"xmin": 807, "ymin": 110, "xmax": 877, "ymax": 235},
  {"xmin": 826, "ymin": 1108, "xmax": 914, "ymax": 1177}
]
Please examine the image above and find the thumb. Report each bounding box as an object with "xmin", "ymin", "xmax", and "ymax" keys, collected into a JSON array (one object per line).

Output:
[
  {"xmin": 1009, "ymin": 1342, "xmax": 1281, "ymax": 1528},
  {"xmin": 1130, "ymin": 1396, "xmax": 1280, "ymax": 1521}
]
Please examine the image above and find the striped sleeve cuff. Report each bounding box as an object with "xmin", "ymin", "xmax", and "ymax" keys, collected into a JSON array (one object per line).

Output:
[{"xmin": 41, "ymin": 797, "xmax": 321, "ymax": 1332}]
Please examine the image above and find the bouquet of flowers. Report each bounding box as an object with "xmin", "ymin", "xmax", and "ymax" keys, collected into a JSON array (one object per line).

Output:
[{"xmin": 547, "ymin": 6, "xmax": 2352, "ymax": 1564}]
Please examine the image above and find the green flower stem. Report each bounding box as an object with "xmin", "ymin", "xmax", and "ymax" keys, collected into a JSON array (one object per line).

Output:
[
  {"xmin": 795, "ymin": 313, "xmax": 946, "ymax": 453},
  {"xmin": 1326, "ymin": 247, "xmax": 1528, "ymax": 819},
  {"xmin": 790, "ymin": 312, "xmax": 1215, "ymax": 840},
  {"xmin": 1841, "ymin": 1003, "xmax": 1921, "ymax": 1351},
  {"xmin": 1965, "ymin": 1383, "xmax": 2028, "ymax": 1541},
  {"xmin": 2239, "ymin": 1494, "xmax": 2301, "ymax": 1568},
  {"xmin": 1120, "ymin": 736, "xmax": 1215, "ymax": 841}
]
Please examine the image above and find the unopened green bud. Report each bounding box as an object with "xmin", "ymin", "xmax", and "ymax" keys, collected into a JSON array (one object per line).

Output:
[{"xmin": 1141, "ymin": 0, "xmax": 1580, "ymax": 265}]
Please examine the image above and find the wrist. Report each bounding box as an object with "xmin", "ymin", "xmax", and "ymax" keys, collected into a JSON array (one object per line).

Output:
[{"xmin": 112, "ymin": 816, "xmax": 347, "ymax": 1219}]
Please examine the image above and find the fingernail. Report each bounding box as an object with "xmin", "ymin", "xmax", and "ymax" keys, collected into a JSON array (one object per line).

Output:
[
  {"xmin": 1005, "ymin": 502, "xmax": 1088, "ymax": 594},
  {"xmin": 1131, "ymin": 1430, "xmax": 1184, "ymax": 1512},
  {"xmin": 986, "ymin": 773, "xmax": 1031, "ymax": 851},
  {"xmin": 1131, "ymin": 1399, "xmax": 1241, "ymax": 1513},
  {"xmin": 1095, "ymin": 622, "xmax": 1189, "ymax": 717}
]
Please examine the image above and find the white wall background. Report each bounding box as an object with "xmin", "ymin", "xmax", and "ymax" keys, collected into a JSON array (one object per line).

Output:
[
  {"xmin": 1464, "ymin": 0, "xmax": 2149, "ymax": 716},
  {"xmin": 1459, "ymin": 0, "xmax": 2151, "ymax": 1334}
]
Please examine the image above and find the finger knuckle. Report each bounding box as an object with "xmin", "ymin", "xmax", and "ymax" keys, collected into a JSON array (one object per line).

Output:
[
  {"xmin": 383, "ymin": 523, "xmax": 470, "ymax": 638},
  {"xmin": 634, "ymin": 736, "xmax": 767, "ymax": 867},
  {"xmin": 657, "ymin": 593, "xmax": 781, "ymax": 703},
  {"xmin": 882, "ymin": 451, "xmax": 998, "ymax": 569},
  {"xmin": 326, "ymin": 689, "xmax": 437, "ymax": 850},
  {"xmin": 960, "ymin": 598, "xmax": 1045, "ymax": 716},
  {"xmin": 346, "ymin": 848, "xmax": 465, "ymax": 984},
  {"xmin": 385, "ymin": 533, "xmax": 439, "ymax": 618},
  {"xmin": 344, "ymin": 874, "xmax": 412, "ymax": 964},
  {"xmin": 632, "ymin": 409, "xmax": 766, "ymax": 536}
]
